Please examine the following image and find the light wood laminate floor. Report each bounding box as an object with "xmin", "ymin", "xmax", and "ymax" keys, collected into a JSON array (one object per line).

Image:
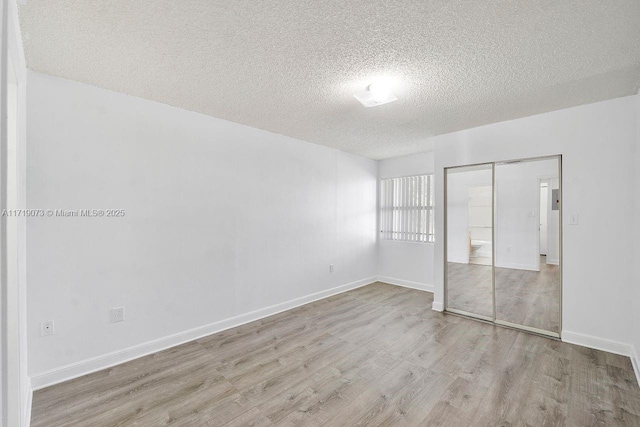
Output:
[
  {"xmin": 448, "ymin": 256, "xmax": 561, "ymax": 332},
  {"xmin": 32, "ymin": 282, "xmax": 639, "ymax": 426}
]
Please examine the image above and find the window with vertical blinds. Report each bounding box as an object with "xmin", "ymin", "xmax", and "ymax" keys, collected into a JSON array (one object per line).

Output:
[{"xmin": 380, "ymin": 175, "xmax": 434, "ymax": 243}]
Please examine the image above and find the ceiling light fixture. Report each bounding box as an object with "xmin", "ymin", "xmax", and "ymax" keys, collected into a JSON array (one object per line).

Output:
[{"xmin": 353, "ymin": 82, "xmax": 398, "ymax": 107}]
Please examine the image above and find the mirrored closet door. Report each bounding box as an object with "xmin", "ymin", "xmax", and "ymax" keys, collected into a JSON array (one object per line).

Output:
[
  {"xmin": 445, "ymin": 155, "xmax": 562, "ymax": 338},
  {"xmin": 445, "ymin": 163, "xmax": 494, "ymax": 320},
  {"xmin": 494, "ymin": 157, "xmax": 561, "ymax": 335}
]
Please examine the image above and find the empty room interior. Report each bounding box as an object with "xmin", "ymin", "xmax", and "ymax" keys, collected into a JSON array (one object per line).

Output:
[{"xmin": 2, "ymin": 1, "xmax": 640, "ymax": 426}]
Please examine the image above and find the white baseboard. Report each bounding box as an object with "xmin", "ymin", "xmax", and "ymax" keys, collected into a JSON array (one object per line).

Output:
[
  {"xmin": 22, "ymin": 377, "xmax": 32, "ymax": 427},
  {"xmin": 376, "ymin": 276, "xmax": 433, "ymax": 293},
  {"xmin": 432, "ymin": 301, "xmax": 444, "ymax": 312},
  {"xmin": 546, "ymin": 257, "xmax": 559, "ymax": 265},
  {"xmin": 631, "ymin": 345, "xmax": 640, "ymax": 388},
  {"xmin": 562, "ymin": 330, "xmax": 632, "ymax": 357},
  {"xmin": 495, "ymin": 261, "xmax": 539, "ymax": 271},
  {"xmin": 30, "ymin": 276, "xmax": 378, "ymax": 391}
]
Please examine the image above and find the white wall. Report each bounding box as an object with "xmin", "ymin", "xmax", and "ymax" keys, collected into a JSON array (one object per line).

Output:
[
  {"xmin": 446, "ymin": 167, "xmax": 493, "ymax": 264},
  {"xmin": 494, "ymin": 159, "xmax": 558, "ymax": 270},
  {"xmin": 546, "ymin": 178, "xmax": 560, "ymax": 265},
  {"xmin": 633, "ymin": 92, "xmax": 640, "ymax": 382},
  {"xmin": 540, "ymin": 186, "xmax": 548, "ymax": 254},
  {"xmin": 377, "ymin": 152, "xmax": 434, "ymax": 291},
  {"xmin": 1, "ymin": 0, "xmax": 29, "ymax": 425},
  {"xmin": 26, "ymin": 72, "xmax": 378, "ymax": 387},
  {"xmin": 433, "ymin": 96, "xmax": 636, "ymax": 351}
]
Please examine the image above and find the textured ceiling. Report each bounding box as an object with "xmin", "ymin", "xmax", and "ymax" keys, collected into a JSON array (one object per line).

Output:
[{"xmin": 18, "ymin": 1, "xmax": 640, "ymax": 159}]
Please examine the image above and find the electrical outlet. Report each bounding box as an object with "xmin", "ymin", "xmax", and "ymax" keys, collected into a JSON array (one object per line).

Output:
[
  {"xmin": 329, "ymin": 264, "xmax": 334, "ymax": 273},
  {"xmin": 112, "ymin": 307, "xmax": 125, "ymax": 323},
  {"xmin": 41, "ymin": 320, "xmax": 54, "ymax": 336}
]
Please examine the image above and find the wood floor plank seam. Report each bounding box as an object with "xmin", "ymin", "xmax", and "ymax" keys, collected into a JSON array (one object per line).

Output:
[{"xmin": 31, "ymin": 282, "xmax": 640, "ymax": 426}]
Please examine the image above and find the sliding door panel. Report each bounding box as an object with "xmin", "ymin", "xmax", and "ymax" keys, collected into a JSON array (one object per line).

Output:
[
  {"xmin": 445, "ymin": 164, "xmax": 494, "ymax": 319},
  {"xmin": 493, "ymin": 156, "xmax": 561, "ymax": 335}
]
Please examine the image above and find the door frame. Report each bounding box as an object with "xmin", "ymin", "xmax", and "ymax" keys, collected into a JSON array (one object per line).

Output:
[
  {"xmin": 536, "ymin": 175, "xmax": 556, "ymax": 270},
  {"xmin": 1, "ymin": 1, "xmax": 28, "ymax": 424}
]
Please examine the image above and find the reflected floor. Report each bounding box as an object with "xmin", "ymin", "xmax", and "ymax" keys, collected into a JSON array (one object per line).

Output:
[
  {"xmin": 447, "ymin": 262, "xmax": 493, "ymax": 318},
  {"xmin": 447, "ymin": 256, "xmax": 560, "ymax": 333},
  {"xmin": 470, "ymin": 256, "xmax": 492, "ymax": 266},
  {"xmin": 495, "ymin": 256, "xmax": 560, "ymax": 333}
]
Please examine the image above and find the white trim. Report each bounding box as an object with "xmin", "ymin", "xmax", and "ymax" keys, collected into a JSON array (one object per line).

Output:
[
  {"xmin": 494, "ymin": 261, "xmax": 539, "ymax": 271},
  {"xmin": 379, "ymin": 240, "xmax": 436, "ymax": 246},
  {"xmin": 562, "ymin": 330, "xmax": 632, "ymax": 357},
  {"xmin": 432, "ymin": 301, "xmax": 444, "ymax": 312},
  {"xmin": 631, "ymin": 345, "xmax": 640, "ymax": 389},
  {"xmin": 495, "ymin": 319, "xmax": 559, "ymax": 339},
  {"xmin": 473, "ymin": 249, "xmax": 492, "ymax": 258},
  {"xmin": 30, "ymin": 277, "xmax": 377, "ymax": 390},
  {"xmin": 4, "ymin": 1, "xmax": 29, "ymax": 426},
  {"xmin": 447, "ymin": 256, "xmax": 469, "ymax": 264},
  {"xmin": 7, "ymin": 1, "xmax": 26, "ymax": 80},
  {"xmin": 546, "ymin": 257, "xmax": 559, "ymax": 265},
  {"xmin": 376, "ymin": 276, "xmax": 433, "ymax": 293},
  {"xmin": 22, "ymin": 377, "xmax": 31, "ymax": 427}
]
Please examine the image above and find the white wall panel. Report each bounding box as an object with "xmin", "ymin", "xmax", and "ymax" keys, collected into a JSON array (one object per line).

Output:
[{"xmin": 25, "ymin": 72, "xmax": 377, "ymax": 381}]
